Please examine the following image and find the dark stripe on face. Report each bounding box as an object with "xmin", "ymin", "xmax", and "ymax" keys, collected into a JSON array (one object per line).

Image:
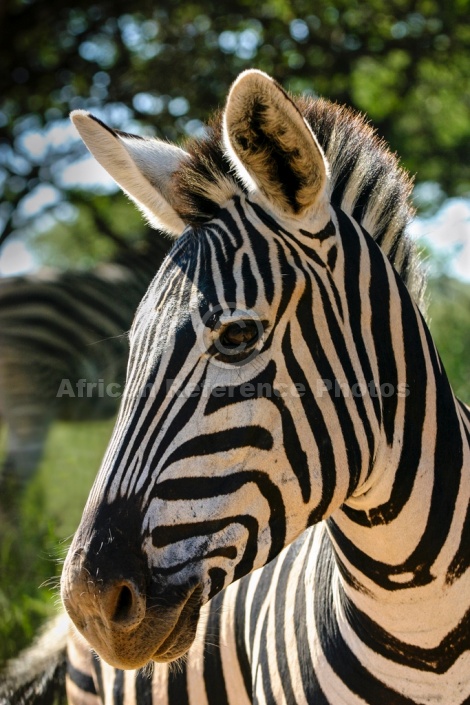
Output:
[
  {"xmin": 151, "ymin": 515, "xmax": 260, "ymax": 581},
  {"xmin": 260, "ymin": 236, "xmax": 303, "ymax": 355},
  {"xmin": 206, "ymin": 224, "xmax": 238, "ymax": 306},
  {"xmin": 159, "ymin": 425, "xmax": 273, "ymax": 473},
  {"xmin": 154, "ymin": 470, "xmax": 286, "ymax": 566},
  {"xmin": 270, "ymin": 384, "xmax": 311, "ymax": 504},
  {"xmin": 262, "ymin": 212, "xmax": 335, "ymax": 298},
  {"xmin": 208, "ymin": 566, "xmax": 226, "ymax": 598},
  {"xmin": 136, "ymin": 364, "xmax": 207, "ymax": 499},
  {"xmin": 204, "ymin": 357, "xmax": 310, "ymax": 509},
  {"xmin": 254, "ymin": 202, "xmax": 327, "ymax": 272},
  {"xmin": 103, "ymin": 252, "xmax": 200, "ymax": 497},
  {"xmin": 204, "ymin": 359, "xmax": 276, "ymax": 416},
  {"xmin": 235, "ymin": 199, "xmax": 275, "ymax": 305},
  {"xmin": 241, "ymin": 251, "xmax": 258, "ymax": 309}
]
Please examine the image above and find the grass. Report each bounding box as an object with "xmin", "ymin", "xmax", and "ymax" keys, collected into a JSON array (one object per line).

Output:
[{"xmin": 0, "ymin": 418, "xmax": 115, "ymax": 666}]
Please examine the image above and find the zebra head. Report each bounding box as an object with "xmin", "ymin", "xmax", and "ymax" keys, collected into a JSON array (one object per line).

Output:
[{"xmin": 62, "ymin": 71, "xmax": 415, "ymax": 669}]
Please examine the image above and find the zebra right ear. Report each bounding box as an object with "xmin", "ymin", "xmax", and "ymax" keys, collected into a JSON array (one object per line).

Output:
[
  {"xmin": 70, "ymin": 111, "xmax": 189, "ymax": 236},
  {"xmin": 223, "ymin": 70, "xmax": 329, "ymax": 219}
]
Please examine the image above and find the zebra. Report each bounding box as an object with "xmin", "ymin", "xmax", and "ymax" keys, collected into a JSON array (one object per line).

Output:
[
  {"xmin": 0, "ymin": 235, "xmax": 168, "ymax": 492},
  {"xmin": 3, "ymin": 68, "xmax": 469, "ymax": 704}
]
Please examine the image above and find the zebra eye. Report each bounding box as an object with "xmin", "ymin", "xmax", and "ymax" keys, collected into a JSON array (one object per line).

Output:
[{"xmin": 220, "ymin": 321, "xmax": 259, "ymax": 350}]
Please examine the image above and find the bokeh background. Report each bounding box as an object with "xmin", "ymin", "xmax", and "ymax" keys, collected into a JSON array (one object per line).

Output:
[{"xmin": 0, "ymin": 0, "xmax": 469, "ymax": 666}]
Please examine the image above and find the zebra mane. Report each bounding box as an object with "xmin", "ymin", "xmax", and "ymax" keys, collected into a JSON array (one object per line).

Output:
[{"xmin": 173, "ymin": 96, "xmax": 425, "ymax": 306}]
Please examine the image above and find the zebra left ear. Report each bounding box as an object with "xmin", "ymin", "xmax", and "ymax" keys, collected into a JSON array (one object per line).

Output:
[
  {"xmin": 70, "ymin": 111, "xmax": 189, "ymax": 236},
  {"xmin": 223, "ymin": 70, "xmax": 329, "ymax": 217}
]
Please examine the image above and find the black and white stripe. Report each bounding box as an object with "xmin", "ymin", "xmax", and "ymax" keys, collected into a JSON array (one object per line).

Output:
[
  {"xmin": 4, "ymin": 69, "xmax": 468, "ymax": 705},
  {"xmin": 59, "ymin": 69, "xmax": 470, "ymax": 705}
]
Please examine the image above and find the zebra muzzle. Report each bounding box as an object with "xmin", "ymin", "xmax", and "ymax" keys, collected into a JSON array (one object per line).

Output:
[{"xmin": 61, "ymin": 540, "xmax": 203, "ymax": 669}]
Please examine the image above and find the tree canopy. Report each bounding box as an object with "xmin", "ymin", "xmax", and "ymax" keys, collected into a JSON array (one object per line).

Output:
[{"xmin": 1, "ymin": 0, "xmax": 470, "ymax": 260}]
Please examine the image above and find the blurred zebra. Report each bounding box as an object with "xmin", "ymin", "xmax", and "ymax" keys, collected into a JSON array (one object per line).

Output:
[{"xmin": 0, "ymin": 235, "xmax": 168, "ymax": 489}]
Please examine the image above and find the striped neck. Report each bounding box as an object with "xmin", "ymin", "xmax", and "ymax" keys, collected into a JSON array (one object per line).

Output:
[{"xmin": 324, "ymin": 270, "xmax": 470, "ymax": 672}]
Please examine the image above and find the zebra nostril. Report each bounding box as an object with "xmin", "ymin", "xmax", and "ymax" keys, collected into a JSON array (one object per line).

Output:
[
  {"xmin": 103, "ymin": 580, "xmax": 146, "ymax": 630},
  {"xmin": 113, "ymin": 584, "xmax": 134, "ymax": 623}
]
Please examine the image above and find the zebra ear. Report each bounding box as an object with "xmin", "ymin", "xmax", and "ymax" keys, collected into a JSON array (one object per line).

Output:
[
  {"xmin": 223, "ymin": 70, "xmax": 329, "ymax": 217},
  {"xmin": 70, "ymin": 111, "xmax": 189, "ymax": 236}
]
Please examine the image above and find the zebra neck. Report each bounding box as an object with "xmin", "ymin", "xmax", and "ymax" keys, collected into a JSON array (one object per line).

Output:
[
  {"xmin": 333, "ymin": 270, "xmax": 469, "ymax": 564},
  {"xmin": 322, "ymin": 374, "xmax": 470, "ymax": 669},
  {"xmin": 308, "ymin": 523, "xmax": 470, "ymax": 703}
]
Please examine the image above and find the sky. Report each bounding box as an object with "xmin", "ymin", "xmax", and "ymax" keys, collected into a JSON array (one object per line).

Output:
[{"xmin": 409, "ymin": 198, "xmax": 470, "ymax": 282}]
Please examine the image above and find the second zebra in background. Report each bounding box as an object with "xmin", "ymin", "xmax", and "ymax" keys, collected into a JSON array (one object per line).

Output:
[{"xmin": 0, "ymin": 235, "xmax": 169, "ymax": 491}]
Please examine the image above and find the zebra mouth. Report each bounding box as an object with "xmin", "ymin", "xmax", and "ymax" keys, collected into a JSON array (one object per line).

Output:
[
  {"xmin": 62, "ymin": 562, "xmax": 204, "ymax": 669},
  {"xmin": 150, "ymin": 584, "xmax": 203, "ymax": 662}
]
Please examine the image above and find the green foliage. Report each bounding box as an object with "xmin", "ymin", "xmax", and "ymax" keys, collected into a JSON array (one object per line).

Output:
[
  {"xmin": 2, "ymin": 0, "xmax": 470, "ymax": 257},
  {"xmin": 0, "ymin": 419, "xmax": 113, "ymax": 666},
  {"xmin": 427, "ymin": 275, "xmax": 470, "ymax": 403},
  {"xmin": 32, "ymin": 194, "xmax": 148, "ymax": 268},
  {"xmin": 0, "ymin": 501, "xmax": 58, "ymax": 665}
]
